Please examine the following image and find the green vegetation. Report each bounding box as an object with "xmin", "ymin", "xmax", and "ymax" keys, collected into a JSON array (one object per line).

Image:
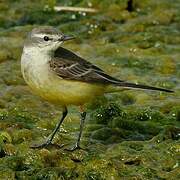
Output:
[{"xmin": 0, "ymin": 0, "xmax": 179, "ymax": 179}]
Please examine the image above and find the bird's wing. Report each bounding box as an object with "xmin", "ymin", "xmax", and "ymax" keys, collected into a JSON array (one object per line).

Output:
[
  {"xmin": 49, "ymin": 47, "xmax": 173, "ymax": 93},
  {"xmin": 49, "ymin": 47, "xmax": 123, "ymax": 84}
]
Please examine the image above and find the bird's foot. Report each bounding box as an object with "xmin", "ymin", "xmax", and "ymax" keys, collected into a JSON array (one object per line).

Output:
[
  {"xmin": 65, "ymin": 143, "xmax": 85, "ymax": 152},
  {"xmin": 30, "ymin": 139, "xmax": 64, "ymax": 149},
  {"xmin": 30, "ymin": 140, "xmax": 51, "ymax": 149}
]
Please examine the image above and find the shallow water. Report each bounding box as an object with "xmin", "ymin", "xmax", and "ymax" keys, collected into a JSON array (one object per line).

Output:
[{"xmin": 0, "ymin": 0, "xmax": 179, "ymax": 179}]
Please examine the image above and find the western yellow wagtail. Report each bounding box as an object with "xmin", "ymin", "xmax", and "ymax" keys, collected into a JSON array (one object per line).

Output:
[{"xmin": 21, "ymin": 27, "xmax": 173, "ymax": 151}]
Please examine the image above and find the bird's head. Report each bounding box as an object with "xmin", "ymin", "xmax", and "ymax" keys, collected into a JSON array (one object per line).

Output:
[{"xmin": 25, "ymin": 26, "xmax": 74, "ymax": 52}]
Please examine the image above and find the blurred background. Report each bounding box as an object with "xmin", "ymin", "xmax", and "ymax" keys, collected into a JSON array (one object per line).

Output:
[{"xmin": 0, "ymin": 0, "xmax": 179, "ymax": 179}]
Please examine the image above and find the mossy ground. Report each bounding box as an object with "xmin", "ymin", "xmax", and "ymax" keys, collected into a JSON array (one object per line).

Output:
[{"xmin": 0, "ymin": 0, "xmax": 179, "ymax": 179}]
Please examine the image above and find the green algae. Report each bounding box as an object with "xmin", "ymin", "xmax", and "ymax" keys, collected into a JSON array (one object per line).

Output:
[{"xmin": 0, "ymin": 0, "xmax": 179, "ymax": 179}]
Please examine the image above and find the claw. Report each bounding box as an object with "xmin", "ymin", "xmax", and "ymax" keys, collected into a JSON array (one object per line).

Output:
[
  {"xmin": 30, "ymin": 140, "xmax": 51, "ymax": 149},
  {"xmin": 65, "ymin": 143, "xmax": 84, "ymax": 151},
  {"xmin": 30, "ymin": 140, "xmax": 64, "ymax": 149}
]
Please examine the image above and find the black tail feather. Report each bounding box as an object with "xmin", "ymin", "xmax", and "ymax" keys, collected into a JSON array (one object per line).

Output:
[{"xmin": 115, "ymin": 82, "xmax": 174, "ymax": 93}]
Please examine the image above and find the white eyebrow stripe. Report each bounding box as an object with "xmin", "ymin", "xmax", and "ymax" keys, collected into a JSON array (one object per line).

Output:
[
  {"xmin": 32, "ymin": 34, "xmax": 47, "ymax": 38},
  {"xmin": 32, "ymin": 34, "xmax": 60, "ymax": 39}
]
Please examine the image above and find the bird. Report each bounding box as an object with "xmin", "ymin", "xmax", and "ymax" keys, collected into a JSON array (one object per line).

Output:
[{"xmin": 21, "ymin": 26, "xmax": 173, "ymax": 151}]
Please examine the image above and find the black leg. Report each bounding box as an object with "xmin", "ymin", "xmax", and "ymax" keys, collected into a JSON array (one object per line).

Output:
[
  {"xmin": 66, "ymin": 111, "xmax": 86, "ymax": 151},
  {"xmin": 31, "ymin": 107, "xmax": 68, "ymax": 148}
]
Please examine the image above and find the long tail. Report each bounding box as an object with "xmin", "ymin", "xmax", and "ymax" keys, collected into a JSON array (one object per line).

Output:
[
  {"xmin": 93, "ymin": 71, "xmax": 173, "ymax": 93},
  {"xmin": 115, "ymin": 82, "xmax": 173, "ymax": 93}
]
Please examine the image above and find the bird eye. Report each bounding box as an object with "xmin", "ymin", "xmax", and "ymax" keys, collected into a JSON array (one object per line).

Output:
[{"xmin": 44, "ymin": 36, "xmax": 49, "ymax": 41}]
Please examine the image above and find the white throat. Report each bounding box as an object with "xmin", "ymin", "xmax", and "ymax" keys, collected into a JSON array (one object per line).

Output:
[
  {"xmin": 21, "ymin": 45, "xmax": 53, "ymax": 87},
  {"xmin": 22, "ymin": 46, "xmax": 53, "ymax": 63}
]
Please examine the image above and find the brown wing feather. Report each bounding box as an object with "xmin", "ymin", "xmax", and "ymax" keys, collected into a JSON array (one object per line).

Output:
[
  {"xmin": 49, "ymin": 47, "xmax": 173, "ymax": 93},
  {"xmin": 50, "ymin": 47, "xmax": 123, "ymax": 84}
]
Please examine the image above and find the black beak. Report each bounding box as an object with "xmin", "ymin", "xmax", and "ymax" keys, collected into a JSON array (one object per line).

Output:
[{"xmin": 60, "ymin": 35, "xmax": 75, "ymax": 41}]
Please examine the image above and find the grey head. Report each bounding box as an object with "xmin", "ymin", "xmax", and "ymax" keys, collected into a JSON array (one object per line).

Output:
[{"xmin": 24, "ymin": 26, "xmax": 74, "ymax": 52}]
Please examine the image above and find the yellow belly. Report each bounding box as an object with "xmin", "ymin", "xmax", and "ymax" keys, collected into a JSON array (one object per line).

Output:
[
  {"xmin": 35, "ymin": 79, "xmax": 106, "ymax": 106},
  {"xmin": 23, "ymin": 66, "xmax": 106, "ymax": 106}
]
